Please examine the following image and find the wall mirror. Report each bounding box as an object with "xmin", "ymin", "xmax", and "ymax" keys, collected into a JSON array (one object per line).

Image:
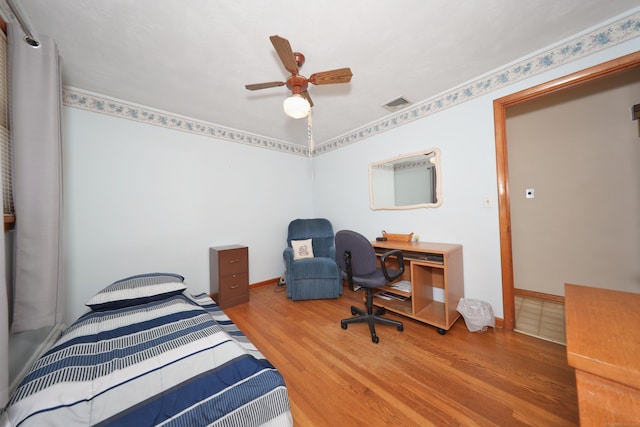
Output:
[{"xmin": 369, "ymin": 148, "xmax": 442, "ymax": 210}]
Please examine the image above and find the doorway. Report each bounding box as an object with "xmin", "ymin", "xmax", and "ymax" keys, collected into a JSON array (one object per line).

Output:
[{"xmin": 493, "ymin": 51, "xmax": 640, "ymax": 331}]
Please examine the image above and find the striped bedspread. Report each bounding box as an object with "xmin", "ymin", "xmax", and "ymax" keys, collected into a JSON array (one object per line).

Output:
[{"xmin": 2, "ymin": 293, "xmax": 293, "ymax": 426}]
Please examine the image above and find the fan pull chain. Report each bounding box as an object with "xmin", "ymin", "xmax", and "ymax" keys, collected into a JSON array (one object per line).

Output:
[{"xmin": 307, "ymin": 109, "xmax": 314, "ymax": 158}]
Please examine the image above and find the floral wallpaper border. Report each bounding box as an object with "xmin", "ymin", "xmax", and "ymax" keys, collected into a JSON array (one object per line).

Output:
[
  {"xmin": 62, "ymin": 90, "xmax": 309, "ymax": 156},
  {"xmin": 61, "ymin": 9, "xmax": 640, "ymax": 157}
]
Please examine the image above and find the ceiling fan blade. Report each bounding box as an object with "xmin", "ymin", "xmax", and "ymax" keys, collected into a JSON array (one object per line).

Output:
[
  {"xmin": 308, "ymin": 67, "xmax": 353, "ymax": 85},
  {"xmin": 301, "ymin": 90, "xmax": 314, "ymax": 108},
  {"xmin": 269, "ymin": 35, "xmax": 298, "ymax": 74},
  {"xmin": 245, "ymin": 81, "xmax": 286, "ymax": 91}
]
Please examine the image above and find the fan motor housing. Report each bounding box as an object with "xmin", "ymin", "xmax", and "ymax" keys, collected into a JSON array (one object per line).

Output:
[{"xmin": 286, "ymin": 74, "xmax": 308, "ymax": 94}]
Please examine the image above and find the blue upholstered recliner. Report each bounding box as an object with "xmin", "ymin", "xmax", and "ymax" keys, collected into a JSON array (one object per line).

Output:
[{"xmin": 283, "ymin": 218, "xmax": 343, "ymax": 301}]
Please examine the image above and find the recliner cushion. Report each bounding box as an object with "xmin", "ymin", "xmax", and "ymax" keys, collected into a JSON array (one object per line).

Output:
[{"xmin": 288, "ymin": 257, "xmax": 339, "ymax": 279}]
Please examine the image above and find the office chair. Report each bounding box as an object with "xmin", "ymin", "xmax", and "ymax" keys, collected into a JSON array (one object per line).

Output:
[{"xmin": 335, "ymin": 230, "xmax": 405, "ymax": 343}]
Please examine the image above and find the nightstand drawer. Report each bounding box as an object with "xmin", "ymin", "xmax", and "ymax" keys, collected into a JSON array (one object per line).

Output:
[
  {"xmin": 218, "ymin": 248, "xmax": 248, "ymax": 276},
  {"xmin": 220, "ymin": 272, "xmax": 249, "ymax": 299}
]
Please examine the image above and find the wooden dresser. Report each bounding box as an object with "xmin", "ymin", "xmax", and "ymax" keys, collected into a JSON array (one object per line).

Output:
[
  {"xmin": 209, "ymin": 245, "xmax": 249, "ymax": 309},
  {"xmin": 565, "ymin": 283, "xmax": 640, "ymax": 426}
]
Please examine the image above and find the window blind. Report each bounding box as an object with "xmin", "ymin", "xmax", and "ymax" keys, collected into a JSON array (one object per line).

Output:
[{"xmin": 0, "ymin": 30, "xmax": 12, "ymax": 216}]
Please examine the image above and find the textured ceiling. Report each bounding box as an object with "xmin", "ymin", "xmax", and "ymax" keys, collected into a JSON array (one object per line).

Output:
[{"xmin": 6, "ymin": 1, "xmax": 640, "ymax": 147}]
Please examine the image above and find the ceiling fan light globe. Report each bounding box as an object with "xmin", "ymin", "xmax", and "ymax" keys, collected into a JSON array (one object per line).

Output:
[{"xmin": 283, "ymin": 94, "xmax": 310, "ymax": 119}]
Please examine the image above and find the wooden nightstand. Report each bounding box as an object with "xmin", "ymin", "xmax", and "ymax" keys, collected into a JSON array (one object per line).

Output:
[{"xmin": 209, "ymin": 245, "xmax": 249, "ymax": 309}]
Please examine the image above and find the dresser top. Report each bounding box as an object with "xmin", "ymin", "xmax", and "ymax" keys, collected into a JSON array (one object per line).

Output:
[
  {"xmin": 565, "ymin": 283, "xmax": 640, "ymax": 389},
  {"xmin": 210, "ymin": 244, "xmax": 247, "ymax": 251}
]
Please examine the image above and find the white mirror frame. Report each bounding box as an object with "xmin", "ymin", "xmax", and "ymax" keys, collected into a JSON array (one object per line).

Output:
[{"xmin": 369, "ymin": 148, "xmax": 442, "ymax": 210}]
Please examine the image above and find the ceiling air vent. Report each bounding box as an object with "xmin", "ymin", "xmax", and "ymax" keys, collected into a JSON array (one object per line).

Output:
[{"xmin": 382, "ymin": 96, "xmax": 411, "ymax": 112}]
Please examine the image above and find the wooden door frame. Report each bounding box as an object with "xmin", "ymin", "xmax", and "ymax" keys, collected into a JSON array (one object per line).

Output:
[{"xmin": 493, "ymin": 50, "xmax": 640, "ymax": 331}]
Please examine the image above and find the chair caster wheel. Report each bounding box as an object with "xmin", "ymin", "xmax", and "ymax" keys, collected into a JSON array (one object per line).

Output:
[
  {"xmin": 398, "ymin": 325, "xmax": 404, "ymax": 332},
  {"xmin": 372, "ymin": 335, "xmax": 379, "ymax": 344},
  {"xmin": 437, "ymin": 328, "xmax": 446, "ymax": 335},
  {"xmin": 341, "ymin": 322, "xmax": 348, "ymax": 330}
]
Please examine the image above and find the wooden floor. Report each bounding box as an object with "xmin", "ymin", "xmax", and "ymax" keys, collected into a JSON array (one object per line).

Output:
[{"xmin": 223, "ymin": 284, "xmax": 579, "ymax": 426}]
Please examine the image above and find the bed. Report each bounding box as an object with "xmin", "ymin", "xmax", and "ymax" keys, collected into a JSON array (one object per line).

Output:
[{"xmin": 1, "ymin": 273, "xmax": 293, "ymax": 426}]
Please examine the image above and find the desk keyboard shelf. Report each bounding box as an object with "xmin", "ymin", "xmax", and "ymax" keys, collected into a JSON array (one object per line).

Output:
[
  {"xmin": 377, "ymin": 284, "xmax": 411, "ymax": 298},
  {"xmin": 372, "ymin": 241, "xmax": 464, "ymax": 334},
  {"xmin": 375, "ymin": 296, "xmax": 413, "ymax": 316}
]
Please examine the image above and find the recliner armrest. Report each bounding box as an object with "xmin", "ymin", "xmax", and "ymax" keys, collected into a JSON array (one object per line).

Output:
[
  {"xmin": 283, "ymin": 247, "xmax": 295, "ymax": 267},
  {"xmin": 328, "ymin": 245, "xmax": 336, "ymax": 260},
  {"xmin": 380, "ymin": 249, "xmax": 405, "ymax": 281}
]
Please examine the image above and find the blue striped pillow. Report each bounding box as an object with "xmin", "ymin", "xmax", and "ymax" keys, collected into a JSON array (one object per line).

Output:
[{"xmin": 86, "ymin": 273, "xmax": 187, "ymax": 311}]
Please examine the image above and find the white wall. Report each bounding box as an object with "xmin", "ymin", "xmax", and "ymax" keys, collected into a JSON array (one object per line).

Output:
[
  {"xmin": 63, "ymin": 108, "xmax": 314, "ymax": 323},
  {"xmin": 313, "ymin": 99, "xmax": 504, "ymax": 314},
  {"xmin": 313, "ymin": 38, "xmax": 640, "ymax": 318}
]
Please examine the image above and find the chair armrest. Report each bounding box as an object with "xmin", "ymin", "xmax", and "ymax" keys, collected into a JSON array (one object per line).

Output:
[
  {"xmin": 380, "ymin": 249, "xmax": 405, "ymax": 281},
  {"xmin": 283, "ymin": 247, "xmax": 295, "ymax": 268},
  {"xmin": 343, "ymin": 250, "xmax": 356, "ymax": 291},
  {"xmin": 328, "ymin": 245, "xmax": 336, "ymax": 260}
]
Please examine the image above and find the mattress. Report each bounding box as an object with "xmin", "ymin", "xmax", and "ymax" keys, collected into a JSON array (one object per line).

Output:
[{"xmin": 1, "ymin": 283, "xmax": 292, "ymax": 427}]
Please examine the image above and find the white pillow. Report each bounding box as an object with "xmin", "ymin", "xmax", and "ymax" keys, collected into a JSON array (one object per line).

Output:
[{"xmin": 291, "ymin": 239, "xmax": 314, "ymax": 260}]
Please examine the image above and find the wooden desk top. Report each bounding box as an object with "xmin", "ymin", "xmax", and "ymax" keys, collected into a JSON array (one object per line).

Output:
[
  {"xmin": 565, "ymin": 283, "xmax": 640, "ymax": 389},
  {"xmin": 371, "ymin": 240, "xmax": 461, "ymax": 254}
]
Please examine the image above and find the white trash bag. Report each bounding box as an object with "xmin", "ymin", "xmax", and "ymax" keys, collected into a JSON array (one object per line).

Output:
[{"xmin": 456, "ymin": 298, "xmax": 495, "ymax": 332}]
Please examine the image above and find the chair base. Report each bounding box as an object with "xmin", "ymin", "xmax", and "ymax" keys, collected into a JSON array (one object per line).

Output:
[{"xmin": 341, "ymin": 289, "xmax": 403, "ymax": 343}]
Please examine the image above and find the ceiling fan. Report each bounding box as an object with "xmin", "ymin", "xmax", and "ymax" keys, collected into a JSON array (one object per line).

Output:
[{"xmin": 245, "ymin": 35, "xmax": 353, "ymax": 119}]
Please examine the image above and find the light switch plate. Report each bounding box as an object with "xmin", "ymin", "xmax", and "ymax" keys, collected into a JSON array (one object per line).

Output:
[{"xmin": 526, "ymin": 188, "xmax": 535, "ymax": 199}]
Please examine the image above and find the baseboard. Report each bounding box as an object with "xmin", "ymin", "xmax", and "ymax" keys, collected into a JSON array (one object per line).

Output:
[
  {"xmin": 514, "ymin": 288, "xmax": 564, "ymax": 304},
  {"xmin": 250, "ymin": 277, "xmax": 280, "ymax": 289}
]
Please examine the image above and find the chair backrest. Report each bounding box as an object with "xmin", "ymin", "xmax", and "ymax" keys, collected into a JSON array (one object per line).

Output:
[
  {"xmin": 287, "ymin": 218, "xmax": 335, "ymax": 258},
  {"xmin": 335, "ymin": 230, "xmax": 378, "ymax": 276}
]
